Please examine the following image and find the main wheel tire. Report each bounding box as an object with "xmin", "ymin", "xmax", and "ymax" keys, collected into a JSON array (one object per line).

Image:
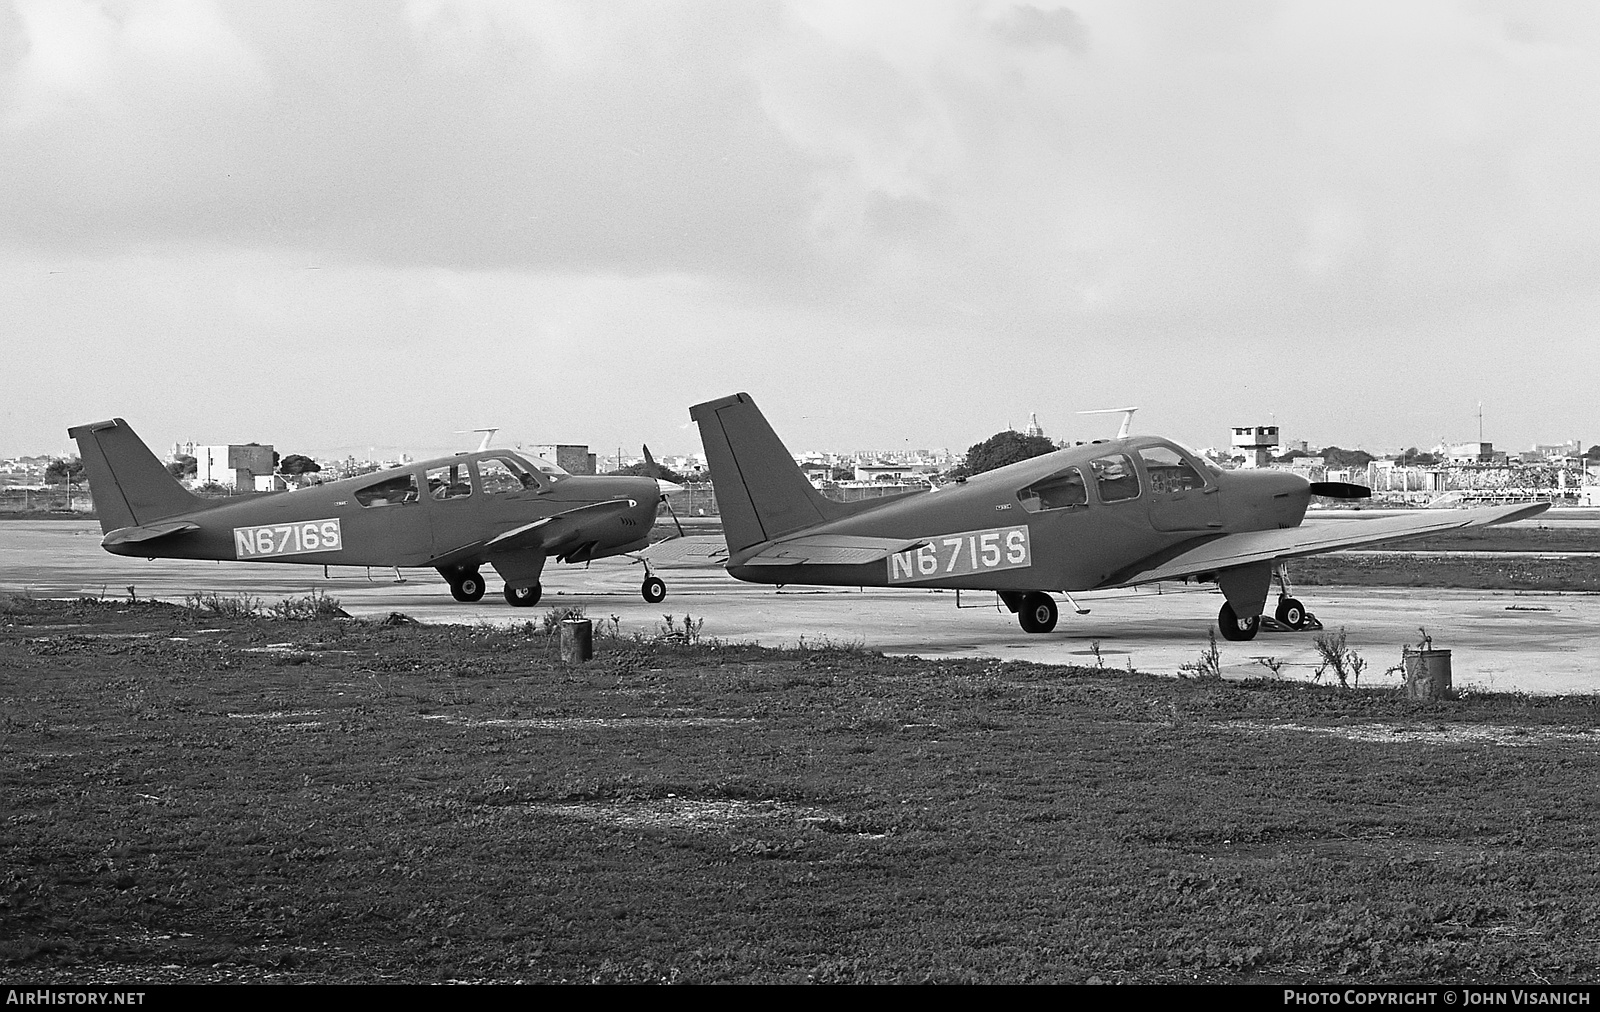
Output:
[
  {"xmin": 641, "ymin": 576, "xmax": 667, "ymax": 603},
  {"xmin": 450, "ymin": 571, "xmax": 486, "ymax": 603},
  {"xmin": 504, "ymin": 582, "xmax": 541, "ymax": 607},
  {"xmin": 1275, "ymin": 597, "xmax": 1306, "ymax": 630},
  {"xmin": 1017, "ymin": 592, "xmax": 1058, "ymax": 634},
  {"xmin": 1218, "ymin": 601, "xmax": 1260, "ymax": 641}
]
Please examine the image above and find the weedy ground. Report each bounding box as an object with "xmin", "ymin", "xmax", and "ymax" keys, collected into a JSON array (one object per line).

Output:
[{"xmin": 3, "ymin": 594, "xmax": 1600, "ymax": 984}]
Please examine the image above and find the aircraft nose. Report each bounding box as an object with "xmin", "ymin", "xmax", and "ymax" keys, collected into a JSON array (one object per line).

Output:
[{"xmin": 656, "ymin": 479, "xmax": 685, "ymax": 498}]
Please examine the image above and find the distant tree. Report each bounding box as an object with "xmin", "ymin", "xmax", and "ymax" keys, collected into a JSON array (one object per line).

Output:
[
  {"xmin": 166, "ymin": 454, "xmax": 197, "ymax": 479},
  {"xmin": 1271, "ymin": 450, "xmax": 1307, "ymax": 463},
  {"xmin": 951, "ymin": 431, "xmax": 1058, "ymax": 479},
  {"xmin": 606, "ymin": 461, "xmax": 691, "ymax": 484},
  {"xmin": 1321, "ymin": 446, "xmax": 1374, "ymax": 470},
  {"xmin": 1586, "ymin": 445, "xmax": 1600, "ymax": 461},
  {"xmin": 1396, "ymin": 447, "xmax": 1441, "ymax": 466},
  {"xmin": 44, "ymin": 459, "xmax": 83, "ymax": 485},
  {"xmin": 831, "ymin": 466, "xmax": 854, "ymax": 481},
  {"xmin": 279, "ymin": 454, "xmax": 322, "ymax": 475}
]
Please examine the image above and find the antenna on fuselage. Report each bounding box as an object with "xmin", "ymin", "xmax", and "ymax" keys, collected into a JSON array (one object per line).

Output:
[
  {"xmin": 456, "ymin": 427, "xmax": 500, "ymax": 452},
  {"xmin": 1077, "ymin": 407, "xmax": 1140, "ymax": 439}
]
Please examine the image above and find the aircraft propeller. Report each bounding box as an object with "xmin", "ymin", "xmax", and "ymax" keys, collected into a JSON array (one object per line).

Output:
[
  {"xmin": 1308, "ymin": 482, "xmax": 1372, "ymax": 499},
  {"xmin": 656, "ymin": 481, "xmax": 688, "ymax": 537}
]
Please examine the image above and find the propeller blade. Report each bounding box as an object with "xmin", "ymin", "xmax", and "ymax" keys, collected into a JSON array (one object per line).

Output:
[
  {"xmin": 1309, "ymin": 482, "xmax": 1372, "ymax": 499},
  {"xmin": 659, "ymin": 488, "xmax": 687, "ymax": 538}
]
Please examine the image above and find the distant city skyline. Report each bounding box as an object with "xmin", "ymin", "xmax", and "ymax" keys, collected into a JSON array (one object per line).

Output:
[{"xmin": 4, "ymin": 3, "xmax": 1598, "ymax": 460}]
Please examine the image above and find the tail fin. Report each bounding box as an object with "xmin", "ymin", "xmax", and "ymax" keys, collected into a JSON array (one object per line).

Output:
[
  {"xmin": 67, "ymin": 419, "xmax": 205, "ymax": 534},
  {"xmin": 691, "ymin": 393, "xmax": 846, "ymax": 553}
]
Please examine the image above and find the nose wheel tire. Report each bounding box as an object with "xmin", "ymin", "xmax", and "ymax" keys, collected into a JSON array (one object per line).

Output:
[
  {"xmin": 1218, "ymin": 601, "xmax": 1260, "ymax": 642},
  {"xmin": 505, "ymin": 583, "xmax": 542, "ymax": 607},
  {"xmin": 1275, "ymin": 597, "xmax": 1306, "ymax": 630},
  {"xmin": 641, "ymin": 576, "xmax": 667, "ymax": 604},
  {"xmin": 1017, "ymin": 592, "xmax": 1058, "ymax": 634},
  {"xmin": 449, "ymin": 571, "xmax": 486, "ymax": 603}
]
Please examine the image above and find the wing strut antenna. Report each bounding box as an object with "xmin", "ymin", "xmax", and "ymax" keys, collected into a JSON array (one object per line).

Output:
[
  {"xmin": 456, "ymin": 427, "xmax": 500, "ymax": 452},
  {"xmin": 1077, "ymin": 407, "xmax": 1140, "ymax": 439}
]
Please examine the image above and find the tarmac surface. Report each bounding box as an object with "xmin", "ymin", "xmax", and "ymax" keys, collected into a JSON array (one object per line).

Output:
[{"xmin": 4, "ymin": 517, "xmax": 1597, "ymax": 696}]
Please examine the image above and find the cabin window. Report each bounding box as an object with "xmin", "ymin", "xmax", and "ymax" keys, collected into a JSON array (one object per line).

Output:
[
  {"xmin": 477, "ymin": 456, "xmax": 538, "ymax": 494},
  {"xmin": 1017, "ymin": 467, "xmax": 1088, "ymax": 512},
  {"xmin": 426, "ymin": 463, "xmax": 472, "ymax": 500},
  {"xmin": 354, "ymin": 472, "xmax": 418, "ymax": 507},
  {"xmin": 1090, "ymin": 453, "xmax": 1140, "ymax": 503},
  {"xmin": 1138, "ymin": 446, "xmax": 1207, "ymax": 494}
]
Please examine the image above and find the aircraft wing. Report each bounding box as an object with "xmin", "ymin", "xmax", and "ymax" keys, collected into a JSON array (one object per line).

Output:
[
  {"xmin": 101, "ymin": 520, "xmax": 201, "ymax": 548},
  {"xmin": 435, "ymin": 498, "xmax": 640, "ymax": 560},
  {"xmin": 1103, "ymin": 502, "xmax": 1550, "ymax": 587},
  {"xmin": 740, "ymin": 533, "xmax": 929, "ymax": 567}
]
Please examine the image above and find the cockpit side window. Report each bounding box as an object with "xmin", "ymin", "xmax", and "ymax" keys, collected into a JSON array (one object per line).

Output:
[
  {"xmin": 354, "ymin": 472, "xmax": 418, "ymax": 507},
  {"xmin": 477, "ymin": 456, "xmax": 539, "ymax": 494},
  {"xmin": 1017, "ymin": 467, "xmax": 1088, "ymax": 512},
  {"xmin": 426, "ymin": 462, "xmax": 472, "ymax": 501},
  {"xmin": 1138, "ymin": 446, "xmax": 1207, "ymax": 494},
  {"xmin": 1090, "ymin": 453, "xmax": 1140, "ymax": 503}
]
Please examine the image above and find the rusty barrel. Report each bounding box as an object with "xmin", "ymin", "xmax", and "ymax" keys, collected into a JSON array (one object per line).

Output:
[
  {"xmin": 1404, "ymin": 648, "xmax": 1452, "ymax": 701},
  {"xmin": 560, "ymin": 618, "xmax": 594, "ymax": 663}
]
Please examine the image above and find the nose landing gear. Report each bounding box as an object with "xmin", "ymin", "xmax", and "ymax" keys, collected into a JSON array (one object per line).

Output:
[{"xmin": 1270, "ymin": 562, "xmax": 1318, "ymax": 632}]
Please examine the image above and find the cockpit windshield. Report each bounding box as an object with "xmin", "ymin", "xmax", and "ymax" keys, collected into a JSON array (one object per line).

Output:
[
  {"xmin": 477, "ymin": 455, "xmax": 541, "ymax": 493},
  {"xmin": 1171, "ymin": 440, "xmax": 1226, "ymax": 476},
  {"xmin": 520, "ymin": 455, "xmax": 569, "ymax": 482}
]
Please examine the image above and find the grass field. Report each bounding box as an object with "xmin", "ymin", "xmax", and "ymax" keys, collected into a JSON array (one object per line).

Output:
[{"xmin": 4, "ymin": 594, "xmax": 1600, "ymax": 983}]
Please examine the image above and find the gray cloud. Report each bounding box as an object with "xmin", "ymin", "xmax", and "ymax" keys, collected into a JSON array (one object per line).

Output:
[
  {"xmin": 4, "ymin": 1, "xmax": 1600, "ymax": 457},
  {"xmin": 992, "ymin": 4, "xmax": 1088, "ymax": 53}
]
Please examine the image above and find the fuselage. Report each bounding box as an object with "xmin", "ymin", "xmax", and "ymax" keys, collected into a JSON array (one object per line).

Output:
[
  {"xmin": 103, "ymin": 450, "xmax": 663, "ymax": 571},
  {"xmin": 726, "ymin": 436, "xmax": 1310, "ymax": 593}
]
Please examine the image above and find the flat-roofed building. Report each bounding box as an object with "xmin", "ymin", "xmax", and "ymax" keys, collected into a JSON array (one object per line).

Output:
[
  {"xmin": 1231, "ymin": 425, "xmax": 1279, "ymax": 468},
  {"xmin": 529, "ymin": 444, "xmax": 595, "ymax": 475},
  {"xmin": 195, "ymin": 443, "xmax": 275, "ymax": 490}
]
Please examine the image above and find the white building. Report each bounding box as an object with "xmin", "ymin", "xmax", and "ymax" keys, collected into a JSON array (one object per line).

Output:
[{"xmin": 1231, "ymin": 425, "xmax": 1280, "ymax": 468}]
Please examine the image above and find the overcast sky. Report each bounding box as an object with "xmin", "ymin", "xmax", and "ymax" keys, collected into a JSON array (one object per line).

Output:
[{"xmin": 3, "ymin": 0, "xmax": 1598, "ymax": 462}]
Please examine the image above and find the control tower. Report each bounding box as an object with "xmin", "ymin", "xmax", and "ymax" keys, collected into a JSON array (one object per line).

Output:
[{"xmin": 1231, "ymin": 425, "xmax": 1279, "ymax": 469}]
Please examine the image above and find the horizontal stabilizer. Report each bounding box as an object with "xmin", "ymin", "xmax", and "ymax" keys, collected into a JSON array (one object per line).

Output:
[
  {"xmin": 1105, "ymin": 501, "xmax": 1550, "ymax": 587},
  {"xmin": 634, "ymin": 535, "xmax": 729, "ymax": 567},
  {"xmin": 101, "ymin": 521, "xmax": 201, "ymax": 548},
  {"xmin": 742, "ymin": 534, "xmax": 930, "ymax": 567}
]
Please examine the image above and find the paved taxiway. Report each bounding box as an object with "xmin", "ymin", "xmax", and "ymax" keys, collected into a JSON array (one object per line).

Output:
[{"xmin": 4, "ymin": 519, "xmax": 1596, "ymax": 696}]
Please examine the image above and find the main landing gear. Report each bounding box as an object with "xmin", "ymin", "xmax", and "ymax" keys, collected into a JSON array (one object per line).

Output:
[
  {"xmin": 441, "ymin": 566, "xmax": 486, "ymax": 603},
  {"xmin": 1216, "ymin": 563, "xmax": 1317, "ymax": 642},
  {"xmin": 504, "ymin": 582, "xmax": 542, "ymax": 607},
  {"xmin": 1217, "ymin": 601, "xmax": 1259, "ymax": 642},
  {"xmin": 1000, "ymin": 591, "xmax": 1059, "ymax": 634}
]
